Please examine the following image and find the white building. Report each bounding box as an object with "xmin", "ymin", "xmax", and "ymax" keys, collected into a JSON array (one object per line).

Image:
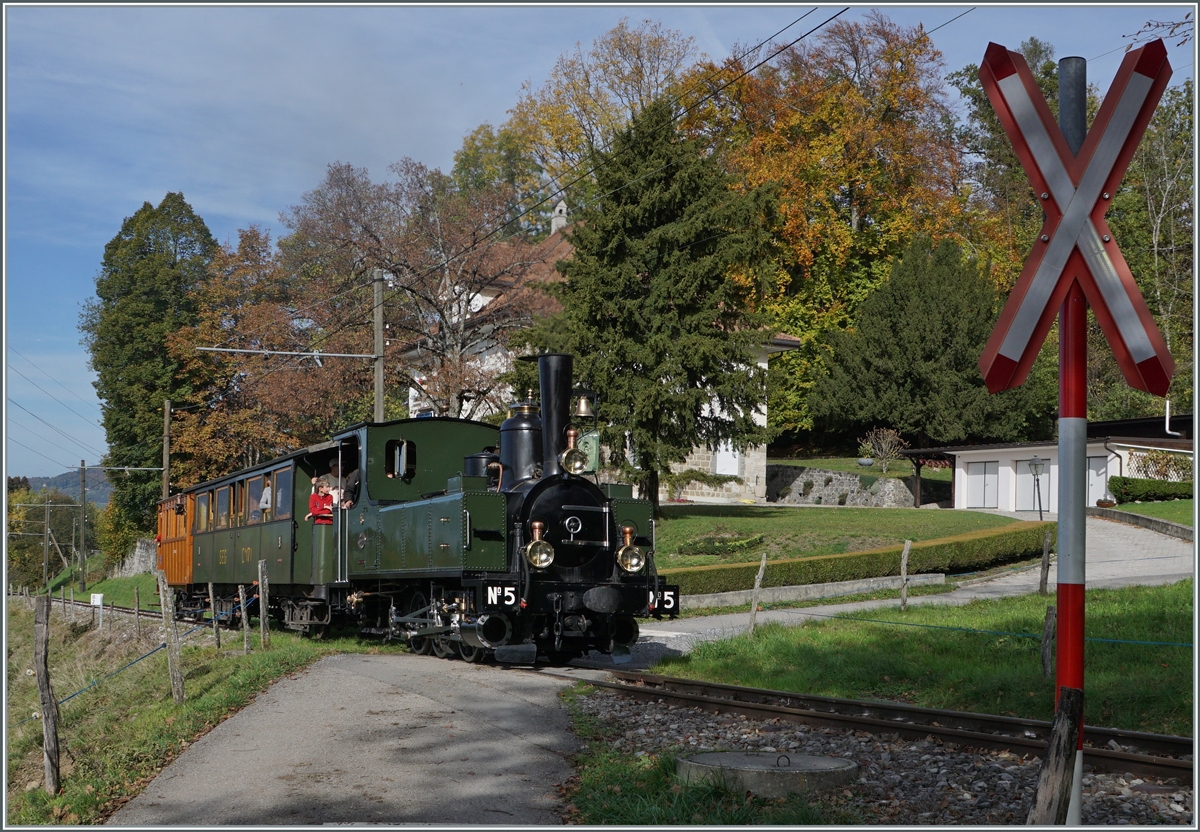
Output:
[{"xmin": 924, "ymin": 417, "xmax": 1192, "ymax": 513}]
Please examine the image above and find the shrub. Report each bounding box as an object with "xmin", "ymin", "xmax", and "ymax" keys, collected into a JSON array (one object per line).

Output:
[
  {"xmin": 661, "ymin": 522, "xmax": 1056, "ymax": 595},
  {"xmin": 1109, "ymin": 476, "xmax": 1193, "ymax": 504},
  {"xmin": 802, "ymin": 480, "xmax": 813, "ymax": 496},
  {"xmin": 837, "ymin": 492, "xmax": 848, "ymax": 506}
]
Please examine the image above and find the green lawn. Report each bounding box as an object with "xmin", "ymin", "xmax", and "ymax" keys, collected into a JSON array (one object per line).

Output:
[
  {"xmin": 654, "ymin": 579, "xmax": 1193, "ymax": 736},
  {"xmin": 1115, "ymin": 498, "xmax": 1193, "ymax": 527},
  {"xmin": 655, "ymin": 504, "xmax": 1018, "ymax": 568},
  {"xmin": 771, "ymin": 456, "xmax": 953, "ymax": 482}
]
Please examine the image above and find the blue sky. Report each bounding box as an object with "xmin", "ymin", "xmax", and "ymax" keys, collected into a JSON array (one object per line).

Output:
[{"xmin": 4, "ymin": 3, "xmax": 1194, "ymax": 478}]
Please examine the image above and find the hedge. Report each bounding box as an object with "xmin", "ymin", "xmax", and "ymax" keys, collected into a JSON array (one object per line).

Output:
[
  {"xmin": 1109, "ymin": 476, "xmax": 1192, "ymax": 504},
  {"xmin": 659, "ymin": 522, "xmax": 1056, "ymax": 596}
]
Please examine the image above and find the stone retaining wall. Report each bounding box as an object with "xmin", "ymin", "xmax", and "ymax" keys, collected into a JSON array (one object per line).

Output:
[{"xmin": 765, "ymin": 465, "xmax": 919, "ymax": 508}]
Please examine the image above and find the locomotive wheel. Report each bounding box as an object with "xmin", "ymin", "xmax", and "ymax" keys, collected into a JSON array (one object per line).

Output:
[
  {"xmin": 406, "ymin": 593, "xmax": 432, "ymax": 655},
  {"xmin": 458, "ymin": 642, "xmax": 484, "ymax": 663},
  {"xmin": 432, "ymin": 637, "xmax": 454, "ymax": 659}
]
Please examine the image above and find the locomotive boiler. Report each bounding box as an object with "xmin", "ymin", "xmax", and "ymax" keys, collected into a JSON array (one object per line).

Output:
[{"xmin": 156, "ymin": 353, "xmax": 679, "ymax": 663}]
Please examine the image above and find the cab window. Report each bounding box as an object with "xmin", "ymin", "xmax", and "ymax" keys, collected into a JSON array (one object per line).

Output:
[
  {"xmin": 246, "ymin": 476, "xmax": 264, "ymax": 524},
  {"xmin": 215, "ymin": 487, "xmax": 231, "ymax": 530},
  {"xmin": 272, "ymin": 468, "xmax": 292, "ymax": 520},
  {"xmin": 194, "ymin": 493, "xmax": 210, "ymax": 533}
]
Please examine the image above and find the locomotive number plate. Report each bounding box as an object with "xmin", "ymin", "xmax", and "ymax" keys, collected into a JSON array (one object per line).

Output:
[
  {"xmin": 483, "ymin": 584, "xmax": 518, "ymax": 609},
  {"xmin": 650, "ymin": 586, "xmax": 680, "ymax": 614}
]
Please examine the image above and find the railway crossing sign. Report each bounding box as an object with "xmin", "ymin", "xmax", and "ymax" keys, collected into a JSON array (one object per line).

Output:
[{"xmin": 977, "ymin": 40, "xmax": 1175, "ymax": 396}]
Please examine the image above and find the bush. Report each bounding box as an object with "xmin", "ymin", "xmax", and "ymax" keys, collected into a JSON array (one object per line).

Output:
[
  {"xmin": 661, "ymin": 522, "xmax": 1056, "ymax": 595},
  {"xmin": 1109, "ymin": 476, "xmax": 1193, "ymax": 504}
]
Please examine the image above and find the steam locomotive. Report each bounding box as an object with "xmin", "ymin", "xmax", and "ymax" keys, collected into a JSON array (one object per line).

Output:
[{"xmin": 156, "ymin": 354, "xmax": 679, "ymax": 662}]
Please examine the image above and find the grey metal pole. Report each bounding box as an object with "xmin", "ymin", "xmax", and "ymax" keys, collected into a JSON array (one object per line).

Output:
[
  {"xmin": 374, "ymin": 270, "xmax": 385, "ymax": 423},
  {"xmin": 1058, "ymin": 54, "xmax": 1088, "ymax": 828}
]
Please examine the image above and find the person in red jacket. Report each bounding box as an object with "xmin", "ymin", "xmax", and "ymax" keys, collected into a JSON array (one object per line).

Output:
[{"xmin": 305, "ymin": 481, "xmax": 334, "ymax": 525}]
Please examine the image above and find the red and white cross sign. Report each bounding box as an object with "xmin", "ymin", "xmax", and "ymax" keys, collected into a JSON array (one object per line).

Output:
[{"xmin": 977, "ymin": 40, "xmax": 1175, "ymax": 396}]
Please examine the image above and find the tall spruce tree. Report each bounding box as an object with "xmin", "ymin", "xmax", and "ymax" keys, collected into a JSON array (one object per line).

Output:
[
  {"xmin": 80, "ymin": 192, "xmax": 216, "ymax": 533},
  {"xmin": 539, "ymin": 98, "xmax": 776, "ymax": 510},
  {"xmin": 809, "ymin": 238, "xmax": 1056, "ymax": 448}
]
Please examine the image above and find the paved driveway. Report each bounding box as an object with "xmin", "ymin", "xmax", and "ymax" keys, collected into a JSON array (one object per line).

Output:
[{"xmin": 108, "ymin": 653, "xmax": 579, "ymax": 826}]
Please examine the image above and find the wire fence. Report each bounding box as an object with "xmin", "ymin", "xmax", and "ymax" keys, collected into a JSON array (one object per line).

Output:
[{"xmin": 8, "ymin": 594, "xmax": 258, "ymax": 731}]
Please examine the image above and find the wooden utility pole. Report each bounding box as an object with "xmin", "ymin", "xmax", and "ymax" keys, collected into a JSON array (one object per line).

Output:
[
  {"xmin": 34, "ymin": 595, "xmax": 60, "ymax": 795},
  {"xmin": 78, "ymin": 461, "xmax": 87, "ymax": 594},
  {"xmin": 374, "ymin": 269, "xmax": 386, "ymax": 422},
  {"xmin": 162, "ymin": 400, "xmax": 171, "ymax": 500},
  {"xmin": 900, "ymin": 540, "xmax": 912, "ymax": 611},
  {"xmin": 156, "ymin": 571, "xmax": 185, "ymax": 703}
]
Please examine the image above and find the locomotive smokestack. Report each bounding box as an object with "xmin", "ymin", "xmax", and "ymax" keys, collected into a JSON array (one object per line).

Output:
[{"xmin": 537, "ymin": 353, "xmax": 573, "ymax": 478}]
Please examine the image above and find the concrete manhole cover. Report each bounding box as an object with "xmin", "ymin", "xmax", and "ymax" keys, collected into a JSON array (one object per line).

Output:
[{"xmin": 677, "ymin": 751, "xmax": 859, "ymax": 799}]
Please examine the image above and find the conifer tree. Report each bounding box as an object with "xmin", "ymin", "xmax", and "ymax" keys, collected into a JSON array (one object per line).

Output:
[
  {"xmin": 809, "ymin": 238, "xmax": 1055, "ymax": 448},
  {"xmin": 536, "ymin": 98, "xmax": 776, "ymax": 510},
  {"xmin": 80, "ymin": 192, "xmax": 216, "ymax": 532}
]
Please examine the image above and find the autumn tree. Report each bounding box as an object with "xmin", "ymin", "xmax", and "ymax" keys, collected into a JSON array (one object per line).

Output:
[
  {"xmin": 281, "ymin": 160, "xmax": 547, "ymax": 422},
  {"xmin": 166, "ymin": 226, "xmax": 380, "ymax": 487},
  {"xmin": 80, "ymin": 192, "xmax": 217, "ymax": 531},
  {"xmin": 711, "ymin": 12, "xmax": 989, "ymax": 438},
  {"xmin": 516, "ymin": 98, "xmax": 777, "ymax": 511},
  {"xmin": 810, "ymin": 238, "xmax": 1055, "ymax": 448},
  {"xmin": 506, "ymin": 17, "xmax": 702, "ymax": 204},
  {"xmin": 1095, "ymin": 79, "xmax": 1193, "ymax": 419}
]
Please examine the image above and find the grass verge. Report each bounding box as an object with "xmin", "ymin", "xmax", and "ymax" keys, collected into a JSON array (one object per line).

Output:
[
  {"xmin": 558, "ymin": 683, "xmax": 853, "ymax": 825},
  {"xmin": 653, "ymin": 579, "xmax": 1193, "ymax": 736},
  {"xmin": 5, "ymin": 600, "xmax": 406, "ymax": 826},
  {"xmin": 1114, "ymin": 498, "xmax": 1193, "ymax": 527},
  {"xmin": 656, "ymin": 505, "xmax": 1016, "ymax": 569}
]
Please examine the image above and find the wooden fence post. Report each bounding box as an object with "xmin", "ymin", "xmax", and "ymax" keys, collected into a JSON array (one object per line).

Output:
[
  {"xmin": 155, "ymin": 571, "xmax": 186, "ymax": 704},
  {"xmin": 69, "ymin": 588, "xmax": 75, "ymax": 623},
  {"xmin": 238, "ymin": 585, "xmax": 251, "ymax": 655},
  {"xmin": 1026, "ymin": 687, "xmax": 1084, "ymax": 824},
  {"xmin": 257, "ymin": 561, "xmax": 271, "ymax": 650},
  {"xmin": 208, "ymin": 582, "xmax": 220, "ymax": 648},
  {"xmin": 1041, "ymin": 606, "xmax": 1057, "ymax": 678},
  {"xmin": 1039, "ymin": 529, "xmax": 1053, "ymax": 596},
  {"xmin": 746, "ymin": 552, "xmax": 769, "ymax": 635},
  {"xmin": 134, "ymin": 586, "xmax": 141, "ymax": 640},
  {"xmin": 900, "ymin": 540, "xmax": 912, "ymax": 611},
  {"xmin": 34, "ymin": 596, "xmax": 60, "ymax": 795},
  {"xmin": 108, "ymin": 601, "xmax": 114, "ymax": 631},
  {"xmin": 60, "ymin": 586, "xmax": 66, "ymax": 619}
]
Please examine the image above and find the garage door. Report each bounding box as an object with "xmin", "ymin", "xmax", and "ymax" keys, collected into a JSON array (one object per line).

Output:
[{"xmin": 965, "ymin": 461, "xmax": 998, "ymax": 508}]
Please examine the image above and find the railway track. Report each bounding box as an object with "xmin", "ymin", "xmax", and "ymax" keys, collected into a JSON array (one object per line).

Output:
[{"xmin": 595, "ymin": 670, "xmax": 1193, "ymax": 784}]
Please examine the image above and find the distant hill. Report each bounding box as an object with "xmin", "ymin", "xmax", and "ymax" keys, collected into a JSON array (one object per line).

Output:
[{"xmin": 23, "ymin": 469, "xmax": 112, "ymax": 507}]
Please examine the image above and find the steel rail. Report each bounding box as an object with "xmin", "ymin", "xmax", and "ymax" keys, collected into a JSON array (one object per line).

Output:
[{"xmin": 599, "ymin": 671, "xmax": 1192, "ymax": 784}]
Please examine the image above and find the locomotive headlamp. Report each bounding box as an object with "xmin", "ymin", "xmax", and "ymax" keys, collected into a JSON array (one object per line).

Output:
[
  {"xmin": 524, "ymin": 520, "xmax": 555, "ymax": 568},
  {"xmin": 616, "ymin": 524, "xmax": 646, "ymax": 573},
  {"xmin": 559, "ymin": 428, "xmax": 589, "ymax": 475}
]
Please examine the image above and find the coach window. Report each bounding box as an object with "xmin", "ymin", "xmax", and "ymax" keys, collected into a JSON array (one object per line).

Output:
[
  {"xmin": 215, "ymin": 487, "xmax": 231, "ymax": 530},
  {"xmin": 247, "ymin": 476, "xmax": 265, "ymax": 523},
  {"xmin": 273, "ymin": 468, "xmax": 293, "ymax": 520},
  {"xmin": 194, "ymin": 492, "xmax": 211, "ymax": 533}
]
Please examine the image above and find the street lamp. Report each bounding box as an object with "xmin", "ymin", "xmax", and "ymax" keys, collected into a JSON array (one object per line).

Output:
[{"xmin": 1029, "ymin": 455, "xmax": 1045, "ymax": 521}]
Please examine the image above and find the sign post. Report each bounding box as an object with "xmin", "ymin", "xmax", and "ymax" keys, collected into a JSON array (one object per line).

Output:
[{"xmin": 977, "ymin": 39, "xmax": 1174, "ymax": 822}]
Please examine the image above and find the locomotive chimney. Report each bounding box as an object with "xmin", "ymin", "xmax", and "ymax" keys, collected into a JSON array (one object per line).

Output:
[{"xmin": 537, "ymin": 353, "xmax": 573, "ymax": 478}]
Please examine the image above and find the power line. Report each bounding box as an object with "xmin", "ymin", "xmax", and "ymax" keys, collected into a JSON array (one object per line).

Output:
[
  {"xmin": 8, "ymin": 348, "xmax": 103, "ymax": 416},
  {"xmin": 5, "ymin": 437, "xmax": 75, "ymax": 471},
  {"xmin": 7, "ymin": 365, "xmax": 104, "ymax": 429},
  {"xmin": 7, "ymin": 413, "xmax": 106, "ymax": 459}
]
